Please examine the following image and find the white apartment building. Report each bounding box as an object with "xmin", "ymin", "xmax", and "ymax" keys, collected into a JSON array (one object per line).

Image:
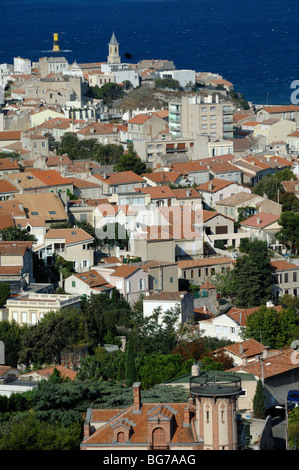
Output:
[
  {"xmin": 169, "ymin": 94, "xmax": 233, "ymax": 140},
  {"xmin": 159, "ymin": 69, "xmax": 196, "ymax": 88},
  {"xmin": 14, "ymin": 57, "xmax": 31, "ymax": 75}
]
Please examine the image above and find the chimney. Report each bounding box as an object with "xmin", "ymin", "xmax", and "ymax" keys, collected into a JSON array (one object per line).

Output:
[
  {"xmin": 183, "ymin": 405, "xmax": 190, "ymax": 427},
  {"xmin": 83, "ymin": 422, "xmax": 90, "ymax": 439},
  {"xmin": 256, "ymin": 215, "xmax": 260, "ymax": 225},
  {"xmin": 262, "ymin": 347, "xmax": 269, "ymax": 359},
  {"xmin": 132, "ymin": 382, "xmax": 142, "ymax": 414}
]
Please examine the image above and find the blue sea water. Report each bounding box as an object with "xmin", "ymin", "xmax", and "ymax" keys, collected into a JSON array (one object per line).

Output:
[{"xmin": 1, "ymin": 0, "xmax": 299, "ymax": 105}]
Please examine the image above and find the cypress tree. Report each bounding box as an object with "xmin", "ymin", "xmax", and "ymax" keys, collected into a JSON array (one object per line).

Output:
[
  {"xmin": 125, "ymin": 333, "xmax": 135, "ymax": 387},
  {"xmin": 253, "ymin": 379, "xmax": 265, "ymax": 419}
]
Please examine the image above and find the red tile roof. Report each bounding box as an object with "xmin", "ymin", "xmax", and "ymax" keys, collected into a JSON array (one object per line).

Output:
[
  {"xmin": 28, "ymin": 169, "xmax": 73, "ymax": 186},
  {"xmin": 45, "ymin": 228, "xmax": 93, "ymax": 245},
  {"xmin": 197, "ymin": 178, "xmax": 235, "ymax": 192},
  {"xmin": 133, "ymin": 185, "xmax": 176, "ymax": 199},
  {"xmin": 0, "ymin": 131, "xmax": 22, "ymax": 141},
  {"xmin": 94, "ymin": 171, "xmax": 145, "ymax": 185},
  {"xmin": 262, "ymin": 105, "xmax": 299, "ymax": 114},
  {"xmin": 240, "ymin": 212, "xmax": 280, "ymax": 229},
  {"xmin": 0, "ymin": 158, "xmax": 20, "ymax": 170},
  {"xmin": 270, "ymin": 260, "xmax": 299, "ymax": 271},
  {"xmin": 128, "ymin": 114, "xmax": 153, "ymax": 124},
  {"xmin": 225, "ymin": 305, "xmax": 283, "ymax": 327},
  {"xmin": 110, "ymin": 264, "xmax": 140, "ymax": 278},
  {"xmin": 83, "ymin": 401, "xmax": 198, "ymax": 447},
  {"xmin": 22, "ymin": 365, "xmax": 77, "ymax": 381},
  {"xmin": 228, "ymin": 347, "xmax": 299, "ymax": 379},
  {"xmin": 177, "ymin": 257, "xmax": 232, "ymax": 270}
]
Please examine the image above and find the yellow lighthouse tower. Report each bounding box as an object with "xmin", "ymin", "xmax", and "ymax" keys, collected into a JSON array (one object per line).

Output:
[{"xmin": 52, "ymin": 33, "xmax": 60, "ymax": 52}]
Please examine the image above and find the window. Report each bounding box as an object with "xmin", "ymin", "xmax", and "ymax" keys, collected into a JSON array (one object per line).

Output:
[
  {"xmin": 82, "ymin": 260, "xmax": 89, "ymax": 269},
  {"xmin": 190, "ymin": 269, "xmax": 194, "ymax": 278},
  {"xmin": 215, "ymin": 325, "xmax": 221, "ymax": 335},
  {"xmin": 117, "ymin": 432, "xmax": 126, "ymax": 443},
  {"xmin": 126, "ymin": 280, "xmax": 130, "ymax": 293},
  {"xmin": 170, "ymin": 277, "xmax": 173, "ymax": 283},
  {"xmin": 201, "ymin": 115, "xmax": 207, "ymax": 121},
  {"xmin": 49, "ymin": 210, "xmax": 56, "ymax": 215},
  {"xmin": 293, "ymin": 272, "xmax": 297, "ymax": 282},
  {"xmin": 284, "ymin": 273, "xmax": 289, "ymax": 283},
  {"xmin": 22, "ymin": 312, "xmax": 27, "ymax": 323},
  {"xmin": 72, "ymin": 281, "xmax": 76, "ymax": 288},
  {"xmin": 230, "ymin": 327, "xmax": 235, "ymax": 334}
]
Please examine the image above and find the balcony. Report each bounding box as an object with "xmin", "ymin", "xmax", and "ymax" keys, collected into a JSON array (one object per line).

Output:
[{"xmin": 190, "ymin": 371, "xmax": 242, "ymax": 397}]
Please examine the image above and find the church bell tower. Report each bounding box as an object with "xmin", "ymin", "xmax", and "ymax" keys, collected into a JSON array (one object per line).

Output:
[{"xmin": 108, "ymin": 31, "xmax": 121, "ymax": 64}]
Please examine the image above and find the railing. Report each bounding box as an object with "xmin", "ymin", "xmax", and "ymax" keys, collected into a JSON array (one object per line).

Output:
[{"xmin": 190, "ymin": 372, "xmax": 242, "ymax": 397}]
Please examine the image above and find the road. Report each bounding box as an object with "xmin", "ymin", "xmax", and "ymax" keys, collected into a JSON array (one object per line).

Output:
[{"xmin": 272, "ymin": 416, "xmax": 287, "ymax": 450}]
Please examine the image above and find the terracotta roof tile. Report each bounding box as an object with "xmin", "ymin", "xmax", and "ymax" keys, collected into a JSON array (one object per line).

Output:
[
  {"xmin": 240, "ymin": 212, "xmax": 280, "ymax": 228},
  {"xmin": 110, "ymin": 264, "xmax": 140, "ymax": 278},
  {"xmin": 133, "ymin": 185, "xmax": 176, "ymax": 199},
  {"xmin": 21, "ymin": 365, "xmax": 77, "ymax": 381},
  {"xmin": 83, "ymin": 402, "xmax": 197, "ymax": 447},
  {"xmin": 45, "ymin": 228, "xmax": 93, "ymax": 245},
  {"xmin": 225, "ymin": 305, "xmax": 282, "ymax": 327},
  {"xmin": 228, "ymin": 347, "xmax": 299, "ymax": 379},
  {"xmin": 177, "ymin": 257, "xmax": 232, "ymax": 269},
  {"xmin": 270, "ymin": 260, "xmax": 299, "ymax": 271},
  {"xmin": 94, "ymin": 171, "xmax": 145, "ymax": 185}
]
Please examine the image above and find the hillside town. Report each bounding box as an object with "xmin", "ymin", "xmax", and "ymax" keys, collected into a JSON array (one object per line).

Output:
[{"xmin": 0, "ymin": 32, "xmax": 298, "ymax": 452}]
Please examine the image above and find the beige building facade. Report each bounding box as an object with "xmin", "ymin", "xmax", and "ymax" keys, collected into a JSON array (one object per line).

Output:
[{"xmin": 5, "ymin": 293, "xmax": 81, "ymax": 326}]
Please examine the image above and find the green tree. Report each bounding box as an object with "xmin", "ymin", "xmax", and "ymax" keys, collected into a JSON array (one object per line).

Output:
[
  {"xmin": 241, "ymin": 305, "xmax": 298, "ymax": 348},
  {"xmin": 18, "ymin": 308, "xmax": 85, "ymax": 366},
  {"xmin": 138, "ymin": 354, "xmax": 192, "ymax": 390},
  {"xmin": 0, "ymin": 320, "xmax": 24, "ymax": 368},
  {"xmin": 88, "ymin": 82, "xmax": 124, "ymax": 104},
  {"xmin": 288, "ymin": 407, "xmax": 299, "ymax": 450},
  {"xmin": 210, "ymin": 268, "xmax": 236, "ymax": 301},
  {"xmin": 0, "ymin": 283, "xmax": 10, "ymax": 307},
  {"xmin": 233, "ymin": 240, "xmax": 272, "ymax": 308},
  {"xmin": 154, "ymin": 77, "xmax": 182, "ymax": 90},
  {"xmin": 276, "ymin": 211, "xmax": 299, "ymax": 254},
  {"xmin": 0, "ymin": 412, "xmax": 82, "ymax": 450},
  {"xmin": 113, "ymin": 144, "xmax": 146, "ymax": 175},
  {"xmin": 253, "ymin": 379, "xmax": 265, "ymax": 419},
  {"xmin": 97, "ymin": 222, "xmax": 129, "ymax": 250},
  {"xmin": 125, "ymin": 333, "xmax": 136, "ymax": 387},
  {"xmin": 0, "ymin": 226, "xmax": 36, "ymax": 242}
]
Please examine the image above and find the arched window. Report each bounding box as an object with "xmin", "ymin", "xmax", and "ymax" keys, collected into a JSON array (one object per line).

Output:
[
  {"xmin": 117, "ymin": 431, "xmax": 126, "ymax": 443},
  {"xmin": 152, "ymin": 427, "xmax": 166, "ymax": 448}
]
